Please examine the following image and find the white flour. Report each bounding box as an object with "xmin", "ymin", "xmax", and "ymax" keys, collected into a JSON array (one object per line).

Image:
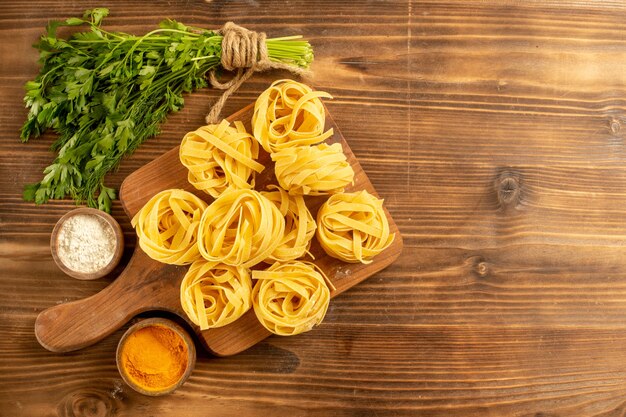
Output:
[{"xmin": 56, "ymin": 213, "xmax": 116, "ymax": 273}]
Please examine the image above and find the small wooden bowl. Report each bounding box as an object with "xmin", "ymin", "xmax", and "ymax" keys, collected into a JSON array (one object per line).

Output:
[
  {"xmin": 50, "ymin": 207, "xmax": 124, "ymax": 280},
  {"xmin": 116, "ymin": 318, "xmax": 196, "ymax": 396}
]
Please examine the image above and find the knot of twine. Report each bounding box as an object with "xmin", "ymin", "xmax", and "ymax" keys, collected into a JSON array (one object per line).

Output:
[{"xmin": 206, "ymin": 22, "xmax": 311, "ymax": 124}]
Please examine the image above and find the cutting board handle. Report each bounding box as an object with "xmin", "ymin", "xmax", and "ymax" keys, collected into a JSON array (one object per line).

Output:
[{"xmin": 35, "ymin": 250, "xmax": 182, "ymax": 353}]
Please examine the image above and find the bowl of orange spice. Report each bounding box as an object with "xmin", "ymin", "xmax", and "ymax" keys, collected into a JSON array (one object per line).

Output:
[{"xmin": 116, "ymin": 318, "xmax": 196, "ymax": 396}]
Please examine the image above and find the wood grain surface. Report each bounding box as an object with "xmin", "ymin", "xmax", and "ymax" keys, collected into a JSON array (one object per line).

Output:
[{"xmin": 2, "ymin": 0, "xmax": 626, "ymax": 416}]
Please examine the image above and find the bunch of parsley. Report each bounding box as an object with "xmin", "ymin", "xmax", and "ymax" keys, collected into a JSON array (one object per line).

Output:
[{"xmin": 20, "ymin": 8, "xmax": 313, "ymax": 212}]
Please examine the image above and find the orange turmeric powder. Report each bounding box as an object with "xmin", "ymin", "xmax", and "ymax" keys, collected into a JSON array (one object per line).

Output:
[{"xmin": 119, "ymin": 324, "xmax": 188, "ymax": 392}]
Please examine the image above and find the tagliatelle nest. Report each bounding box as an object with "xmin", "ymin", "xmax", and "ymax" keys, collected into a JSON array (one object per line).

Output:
[
  {"xmin": 272, "ymin": 142, "xmax": 355, "ymax": 195},
  {"xmin": 179, "ymin": 120, "xmax": 264, "ymax": 199},
  {"xmin": 261, "ymin": 185, "xmax": 316, "ymax": 262},
  {"xmin": 180, "ymin": 260, "xmax": 252, "ymax": 330},
  {"xmin": 131, "ymin": 189, "xmax": 207, "ymax": 265},
  {"xmin": 252, "ymin": 79, "xmax": 333, "ymax": 153},
  {"xmin": 197, "ymin": 189, "xmax": 285, "ymax": 268},
  {"xmin": 316, "ymin": 190, "xmax": 395, "ymax": 264},
  {"xmin": 252, "ymin": 261, "xmax": 334, "ymax": 336}
]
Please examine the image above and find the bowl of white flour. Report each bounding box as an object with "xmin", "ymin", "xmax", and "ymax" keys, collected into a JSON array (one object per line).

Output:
[{"xmin": 51, "ymin": 208, "xmax": 124, "ymax": 280}]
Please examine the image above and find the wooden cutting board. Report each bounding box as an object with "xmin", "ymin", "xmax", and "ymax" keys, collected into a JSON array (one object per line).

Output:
[{"xmin": 35, "ymin": 103, "xmax": 403, "ymax": 356}]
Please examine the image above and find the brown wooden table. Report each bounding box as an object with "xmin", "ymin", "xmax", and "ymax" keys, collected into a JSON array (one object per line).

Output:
[{"xmin": 2, "ymin": 1, "xmax": 626, "ymax": 416}]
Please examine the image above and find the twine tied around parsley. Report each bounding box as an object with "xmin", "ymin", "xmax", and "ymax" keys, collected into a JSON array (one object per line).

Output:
[{"xmin": 206, "ymin": 22, "xmax": 311, "ymax": 124}]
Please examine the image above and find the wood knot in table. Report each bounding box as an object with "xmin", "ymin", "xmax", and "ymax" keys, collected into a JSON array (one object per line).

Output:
[
  {"xmin": 495, "ymin": 170, "xmax": 522, "ymax": 210},
  {"xmin": 610, "ymin": 118, "xmax": 621, "ymax": 136},
  {"xmin": 476, "ymin": 261, "xmax": 489, "ymax": 277},
  {"xmin": 469, "ymin": 256, "xmax": 489, "ymax": 278},
  {"xmin": 57, "ymin": 389, "xmax": 119, "ymax": 417}
]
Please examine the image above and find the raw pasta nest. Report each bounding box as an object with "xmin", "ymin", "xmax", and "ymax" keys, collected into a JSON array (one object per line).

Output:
[
  {"xmin": 316, "ymin": 190, "xmax": 395, "ymax": 264},
  {"xmin": 131, "ymin": 189, "xmax": 208, "ymax": 265},
  {"xmin": 272, "ymin": 142, "xmax": 355, "ymax": 195},
  {"xmin": 261, "ymin": 185, "xmax": 316, "ymax": 262},
  {"xmin": 179, "ymin": 119, "xmax": 264, "ymax": 198},
  {"xmin": 180, "ymin": 260, "xmax": 252, "ymax": 330},
  {"xmin": 252, "ymin": 261, "xmax": 334, "ymax": 336},
  {"xmin": 197, "ymin": 189, "xmax": 285, "ymax": 268},
  {"xmin": 252, "ymin": 79, "xmax": 333, "ymax": 153}
]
